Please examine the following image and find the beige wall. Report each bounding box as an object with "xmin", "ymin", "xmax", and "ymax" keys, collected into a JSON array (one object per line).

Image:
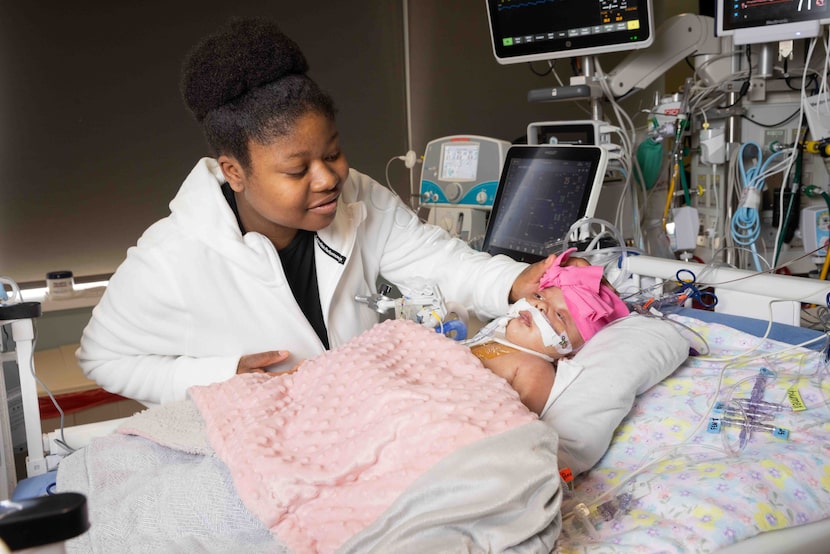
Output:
[{"xmin": 0, "ymin": 1, "xmax": 408, "ymax": 284}]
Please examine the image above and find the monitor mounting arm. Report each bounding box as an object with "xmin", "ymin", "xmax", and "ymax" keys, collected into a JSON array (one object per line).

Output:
[
  {"xmin": 527, "ymin": 15, "xmax": 728, "ymax": 106},
  {"xmin": 607, "ymin": 14, "xmax": 724, "ymax": 99}
]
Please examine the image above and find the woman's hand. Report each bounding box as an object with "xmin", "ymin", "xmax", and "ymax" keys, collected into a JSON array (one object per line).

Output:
[
  {"xmin": 509, "ymin": 252, "xmax": 590, "ymax": 302},
  {"xmin": 236, "ymin": 350, "xmax": 291, "ymax": 374}
]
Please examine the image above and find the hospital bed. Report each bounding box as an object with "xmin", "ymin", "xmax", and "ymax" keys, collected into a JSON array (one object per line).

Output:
[
  {"xmin": 545, "ymin": 254, "xmax": 830, "ymax": 554},
  {"xmin": 2, "ymin": 254, "xmax": 829, "ymax": 552},
  {"xmin": 553, "ymin": 305, "xmax": 830, "ymax": 554}
]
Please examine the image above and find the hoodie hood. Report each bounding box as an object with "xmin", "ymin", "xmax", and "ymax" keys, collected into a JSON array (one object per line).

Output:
[
  {"xmin": 164, "ymin": 158, "xmax": 361, "ymax": 284},
  {"xmin": 165, "ymin": 158, "xmax": 281, "ymax": 283}
]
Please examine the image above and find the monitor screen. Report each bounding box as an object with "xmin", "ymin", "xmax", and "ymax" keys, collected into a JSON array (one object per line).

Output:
[
  {"xmin": 482, "ymin": 145, "xmax": 607, "ymax": 263},
  {"xmin": 717, "ymin": 0, "xmax": 830, "ymax": 44},
  {"xmin": 439, "ymin": 142, "xmax": 480, "ymax": 182},
  {"xmin": 486, "ymin": 0, "xmax": 654, "ymax": 64}
]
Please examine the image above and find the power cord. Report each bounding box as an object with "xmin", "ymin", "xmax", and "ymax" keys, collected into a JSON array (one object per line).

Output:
[
  {"xmin": 730, "ymin": 142, "xmax": 789, "ymax": 271},
  {"xmin": 385, "ymin": 150, "xmax": 422, "ymax": 210}
]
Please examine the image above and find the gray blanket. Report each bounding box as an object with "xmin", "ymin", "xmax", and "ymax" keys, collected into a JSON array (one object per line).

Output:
[{"xmin": 57, "ymin": 400, "xmax": 562, "ymax": 553}]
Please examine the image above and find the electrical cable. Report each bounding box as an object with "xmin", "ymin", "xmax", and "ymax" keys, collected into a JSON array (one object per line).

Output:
[
  {"xmin": 384, "ymin": 156, "xmax": 404, "ymax": 202},
  {"xmin": 385, "ymin": 152, "xmax": 422, "ymax": 211},
  {"xmin": 740, "ymin": 109, "xmax": 801, "ymax": 128},
  {"xmin": 768, "ymin": 36, "xmax": 819, "ymax": 267},
  {"xmin": 592, "ymin": 58, "xmax": 646, "ymax": 247},
  {"xmin": 26, "ymin": 324, "xmax": 74, "ymax": 455},
  {"xmin": 804, "ymin": 183, "xmax": 830, "ymax": 281},
  {"xmin": 772, "ymin": 143, "xmax": 803, "ymax": 269},
  {"xmin": 528, "ymin": 60, "xmax": 554, "ymax": 77},
  {"xmin": 1, "ymin": 276, "xmax": 75, "ymax": 459},
  {"xmin": 687, "ymin": 39, "xmax": 820, "ymax": 267},
  {"xmin": 730, "ymin": 142, "xmax": 791, "ymax": 271},
  {"xmin": 659, "ymin": 78, "xmax": 694, "ymax": 234}
]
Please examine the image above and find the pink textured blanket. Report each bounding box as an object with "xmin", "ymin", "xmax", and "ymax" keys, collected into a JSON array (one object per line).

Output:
[{"xmin": 188, "ymin": 319, "xmax": 537, "ymax": 553}]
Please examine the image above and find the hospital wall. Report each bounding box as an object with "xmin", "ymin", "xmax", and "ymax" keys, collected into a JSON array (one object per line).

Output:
[{"xmin": 0, "ymin": 1, "xmax": 408, "ymax": 286}]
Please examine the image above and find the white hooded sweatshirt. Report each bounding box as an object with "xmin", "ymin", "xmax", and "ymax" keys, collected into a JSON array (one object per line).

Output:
[{"xmin": 77, "ymin": 158, "xmax": 526, "ymax": 406}]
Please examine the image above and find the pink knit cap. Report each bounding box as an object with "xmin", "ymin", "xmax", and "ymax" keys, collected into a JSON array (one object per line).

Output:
[{"xmin": 538, "ymin": 248, "xmax": 629, "ymax": 342}]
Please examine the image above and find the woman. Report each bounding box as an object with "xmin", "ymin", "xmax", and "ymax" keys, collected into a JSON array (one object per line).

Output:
[{"xmin": 77, "ymin": 17, "xmax": 555, "ymax": 406}]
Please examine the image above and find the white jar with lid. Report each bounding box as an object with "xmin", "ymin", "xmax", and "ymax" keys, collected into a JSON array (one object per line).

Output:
[{"xmin": 46, "ymin": 270, "xmax": 75, "ymax": 299}]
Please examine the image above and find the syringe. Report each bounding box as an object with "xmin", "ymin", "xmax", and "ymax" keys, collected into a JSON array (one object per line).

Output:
[
  {"xmin": 712, "ymin": 401, "xmax": 775, "ymax": 421},
  {"xmin": 731, "ymin": 398, "xmax": 785, "ymax": 412},
  {"xmin": 707, "ymin": 416, "xmax": 790, "ymax": 440}
]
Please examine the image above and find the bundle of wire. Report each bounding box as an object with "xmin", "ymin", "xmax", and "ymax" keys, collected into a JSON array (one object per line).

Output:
[{"xmin": 729, "ymin": 141, "xmax": 793, "ymax": 271}]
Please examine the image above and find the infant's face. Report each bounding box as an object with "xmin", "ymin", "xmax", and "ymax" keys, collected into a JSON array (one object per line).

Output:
[{"xmin": 504, "ymin": 286, "xmax": 585, "ymax": 358}]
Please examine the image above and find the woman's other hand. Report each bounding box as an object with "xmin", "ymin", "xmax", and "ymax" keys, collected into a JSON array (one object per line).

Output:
[{"xmin": 236, "ymin": 350, "xmax": 291, "ymax": 374}]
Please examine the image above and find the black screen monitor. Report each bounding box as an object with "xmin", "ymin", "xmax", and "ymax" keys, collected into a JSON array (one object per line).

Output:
[
  {"xmin": 716, "ymin": 0, "xmax": 830, "ymax": 45},
  {"xmin": 486, "ymin": 0, "xmax": 655, "ymax": 64},
  {"xmin": 482, "ymin": 145, "xmax": 608, "ymax": 264}
]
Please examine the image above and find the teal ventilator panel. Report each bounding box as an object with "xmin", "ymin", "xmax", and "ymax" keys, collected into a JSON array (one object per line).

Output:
[{"xmin": 419, "ymin": 136, "xmax": 510, "ymax": 209}]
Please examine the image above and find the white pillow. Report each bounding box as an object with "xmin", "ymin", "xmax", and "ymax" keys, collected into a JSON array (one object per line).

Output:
[{"xmin": 540, "ymin": 314, "xmax": 689, "ymax": 476}]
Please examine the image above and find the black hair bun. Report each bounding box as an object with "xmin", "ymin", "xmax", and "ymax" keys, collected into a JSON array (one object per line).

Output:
[{"xmin": 181, "ymin": 18, "xmax": 309, "ymax": 122}]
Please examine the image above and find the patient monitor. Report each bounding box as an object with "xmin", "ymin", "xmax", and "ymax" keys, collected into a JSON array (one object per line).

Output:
[
  {"xmin": 482, "ymin": 145, "xmax": 609, "ymax": 264},
  {"xmin": 420, "ymin": 135, "xmax": 511, "ymax": 242},
  {"xmin": 716, "ymin": 0, "xmax": 830, "ymax": 45},
  {"xmin": 485, "ymin": 0, "xmax": 654, "ymax": 65},
  {"xmin": 527, "ymin": 120, "xmax": 610, "ymax": 146}
]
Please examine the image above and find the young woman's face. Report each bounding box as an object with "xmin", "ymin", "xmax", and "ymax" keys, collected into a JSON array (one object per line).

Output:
[
  {"xmin": 218, "ymin": 111, "xmax": 350, "ymax": 249},
  {"xmin": 504, "ymin": 286, "xmax": 586, "ymax": 359}
]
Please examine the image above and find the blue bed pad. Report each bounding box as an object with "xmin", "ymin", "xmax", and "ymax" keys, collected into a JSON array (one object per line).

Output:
[
  {"xmin": 11, "ymin": 470, "xmax": 57, "ymax": 501},
  {"xmin": 676, "ymin": 307, "xmax": 826, "ymax": 351}
]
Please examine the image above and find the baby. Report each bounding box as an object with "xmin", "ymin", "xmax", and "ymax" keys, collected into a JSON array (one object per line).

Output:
[{"xmin": 465, "ymin": 248, "xmax": 629, "ymax": 415}]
